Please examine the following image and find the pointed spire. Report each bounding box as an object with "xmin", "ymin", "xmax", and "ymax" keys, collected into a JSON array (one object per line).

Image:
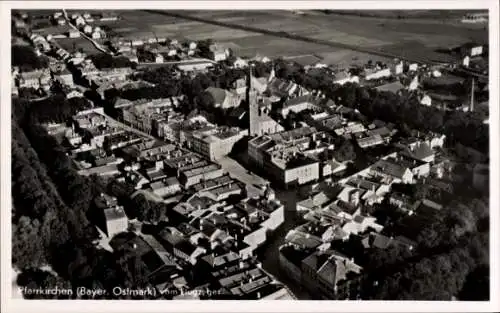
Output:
[{"xmin": 268, "ymin": 61, "xmax": 275, "ymax": 83}]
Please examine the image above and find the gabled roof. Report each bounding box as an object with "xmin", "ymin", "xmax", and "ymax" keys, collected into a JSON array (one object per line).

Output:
[
  {"xmin": 401, "ymin": 142, "xmax": 434, "ymax": 161},
  {"xmin": 205, "ymin": 87, "xmax": 227, "ymax": 105},
  {"xmin": 371, "ymin": 159, "xmax": 411, "ymax": 179}
]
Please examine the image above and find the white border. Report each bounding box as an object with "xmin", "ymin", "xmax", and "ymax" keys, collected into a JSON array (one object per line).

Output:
[{"xmin": 1, "ymin": 1, "xmax": 499, "ymax": 312}]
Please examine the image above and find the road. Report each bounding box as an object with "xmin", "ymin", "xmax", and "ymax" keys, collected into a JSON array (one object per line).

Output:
[
  {"xmin": 216, "ymin": 155, "xmax": 313, "ymax": 299},
  {"xmin": 61, "ymin": 9, "xmax": 114, "ymax": 56}
]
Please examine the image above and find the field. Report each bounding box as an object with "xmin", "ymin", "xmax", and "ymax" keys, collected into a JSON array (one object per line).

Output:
[{"xmin": 30, "ymin": 10, "xmax": 488, "ymax": 67}]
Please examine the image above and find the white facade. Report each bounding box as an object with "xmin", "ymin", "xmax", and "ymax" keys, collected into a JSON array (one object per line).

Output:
[
  {"xmin": 471, "ymin": 46, "xmax": 483, "ymax": 56},
  {"xmin": 284, "ymin": 163, "xmax": 319, "ymax": 185},
  {"xmin": 365, "ymin": 68, "xmax": 391, "ymax": 81}
]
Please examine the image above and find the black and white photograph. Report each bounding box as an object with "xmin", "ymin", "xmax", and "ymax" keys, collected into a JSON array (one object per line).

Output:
[{"xmin": 1, "ymin": 1, "xmax": 499, "ymax": 312}]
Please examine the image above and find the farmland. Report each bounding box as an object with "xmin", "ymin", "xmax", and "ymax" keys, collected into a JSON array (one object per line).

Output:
[{"xmin": 28, "ymin": 9, "xmax": 488, "ymax": 67}]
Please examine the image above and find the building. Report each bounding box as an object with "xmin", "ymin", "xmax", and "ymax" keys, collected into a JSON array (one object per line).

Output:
[
  {"xmin": 279, "ymin": 247, "xmax": 363, "ymax": 300},
  {"xmin": 17, "ymin": 69, "xmax": 51, "ymax": 89},
  {"xmin": 122, "ymin": 98, "xmax": 175, "ymax": 134},
  {"xmin": 68, "ymin": 29, "xmax": 80, "ymax": 38},
  {"xmin": 179, "ymin": 163, "xmax": 225, "ymax": 187},
  {"xmin": 177, "ymin": 59, "xmax": 215, "ymax": 72},
  {"xmin": 83, "ymin": 24, "xmax": 93, "ymax": 34},
  {"xmin": 333, "ymin": 71, "xmax": 359, "ymax": 85},
  {"xmin": 364, "ymin": 67, "xmax": 391, "ymax": 81},
  {"xmin": 205, "ymin": 87, "xmax": 241, "ymax": 109},
  {"xmin": 53, "ymin": 69, "xmax": 74, "ymax": 87},
  {"xmin": 91, "ymin": 31, "xmax": 102, "ymax": 39},
  {"xmin": 247, "ymin": 69, "xmax": 284, "ymax": 137},
  {"xmin": 96, "ymin": 193, "xmax": 128, "ymax": 238},
  {"xmin": 369, "ymin": 158, "xmax": 414, "ymax": 184},
  {"xmin": 461, "ymin": 12, "xmax": 488, "ymax": 23},
  {"xmin": 248, "ymin": 127, "xmax": 333, "ymax": 187},
  {"xmin": 182, "ymin": 124, "xmax": 248, "ymax": 161},
  {"xmin": 208, "ymin": 44, "xmax": 227, "ymax": 62},
  {"xmin": 280, "ymin": 94, "xmax": 321, "ymax": 118}
]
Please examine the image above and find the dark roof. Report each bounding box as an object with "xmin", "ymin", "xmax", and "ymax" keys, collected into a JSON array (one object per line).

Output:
[
  {"xmin": 371, "ymin": 159, "xmax": 410, "ymax": 179},
  {"xmin": 401, "ymin": 143, "xmax": 434, "ymax": 161},
  {"xmin": 175, "ymin": 240, "xmax": 197, "ymax": 255}
]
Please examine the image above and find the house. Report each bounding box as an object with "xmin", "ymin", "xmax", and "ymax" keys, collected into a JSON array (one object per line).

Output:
[
  {"xmin": 408, "ymin": 63, "xmax": 419, "ymax": 72},
  {"xmin": 333, "ymin": 71, "xmax": 359, "ymax": 85},
  {"xmin": 173, "ymin": 240, "xmax": 206, "ymax": 265},
  {"xmin": 57, "ymin": 17, "xmax": 66, "ymax": 25},
  {"xmin": 209, "ymin": 44, "xmax": 227, "ymax": 62},
  {"xmin": 296, "ymin": 191, "xmax": 337, "ymax": 213},
  {"xmin": 342, "ymin": 214, "xmax": 383, "ymax": 235},
  {"xmin": 17, "ymin": 69, "xmax": 51, "ymax": 89},
  {"xmin": 400, "ymin": 142, "xmax": 435, "ymax": 163},
  {"xmin": 300, "ymin": 251, "xmax": 363, "ymax": 300},
  {"xmin": 362, "ymin": 232, "xmax": 415, "ymax": 251},
  {"xmin": 233, "ymin": 58, "xmax": 248, "ymax": 68},
  {"xmin": 151, "ymin": 177, "xmax": 181, "ymax": 197},
  {"xmin": 370, "ymin": 159, "xmax": 414, "ymax": 184},
  {"xmin": 53, "ymin": 69, "xmax": 74, "ymax": 87},
  {"xmin": 356, "ymin": 134, "xmax": 384, "ymax": 149},
  {"xmin": 280, "ymin": 94, "xmax": 321, "ymax": 118},
  {"xmin": 103, "ymin": 206, "xmax": 128, "ymax": 238},
  {"xmin": 364, "ymin": 67, "xmax": 391, "ymax": 81},
  {"xmin": 91, "ymin": 31, "xmax": 101, "ymax": 40},
  {"xmin": 74, "ymin": 16, "xmax": 86, "ymax": 26},
  {"xmin": 155, "ymin": 54, "xmax": 164, "ymax": 63},
  {"xmin": 83, "ymin": 24, "xmax": 93, "ymax": 34}
]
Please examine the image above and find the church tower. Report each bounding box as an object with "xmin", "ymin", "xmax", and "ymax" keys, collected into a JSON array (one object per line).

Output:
[{"xmin": 248, "ymin": 65, "xmax": 259, "ymax": 137}]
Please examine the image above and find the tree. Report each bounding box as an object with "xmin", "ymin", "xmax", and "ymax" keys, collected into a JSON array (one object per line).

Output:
[
  {"xmin": 12, "ymin": 216, "xmax": 46, "ymax": 270},
  {"xmin": 12, "ymin": 45, "xmax": 49, "ymax": 71},
  {"xmin": 333, "ymin": 139, "xmax": 356, "ymax": 162},
  {"xmin": 459, "ymin": 264, "xmax": 489, "ymax": 300},
  {"xmin": 17, "ymin": 269, "xmax": 72, "ymax": 299}
]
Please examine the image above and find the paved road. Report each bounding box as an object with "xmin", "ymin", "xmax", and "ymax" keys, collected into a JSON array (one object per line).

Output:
[
  {"xmin": 216, "ymin": 155, "xmax": 313, "ymax": 299},
  {"xmin": 258, "ymin": 187, "xmax": 315, "ymax": 300}
]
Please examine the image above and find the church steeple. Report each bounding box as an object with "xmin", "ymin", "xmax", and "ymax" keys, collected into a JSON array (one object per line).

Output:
[{"xmin": 248, "ymin": 65, "xmax": 259, "ymax": 136}]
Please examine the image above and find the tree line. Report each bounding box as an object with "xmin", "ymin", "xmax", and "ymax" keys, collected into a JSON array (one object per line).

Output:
[{"xmin": 12, "ymin": 101, "xmax": 155, "ymax": 298}]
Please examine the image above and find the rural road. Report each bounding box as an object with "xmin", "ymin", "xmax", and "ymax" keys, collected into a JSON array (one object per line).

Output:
[
  {"xmin": 61, "ymin": 9, "xmax": 113, "ymax": 56},
  {"xmin": 143, "ymin": 10, "xmax": 446, "ymax": 66}
]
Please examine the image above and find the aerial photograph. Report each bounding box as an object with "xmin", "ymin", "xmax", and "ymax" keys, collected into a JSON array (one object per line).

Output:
[{"xmin": 10, "ymin": 8, "xmax": 490, "ymax": 301}]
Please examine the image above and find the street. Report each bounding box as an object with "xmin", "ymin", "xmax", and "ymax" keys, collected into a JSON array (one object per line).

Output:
[{"xmin": 216, "ymin": 156, "xmax": 313, "ymax": 299}]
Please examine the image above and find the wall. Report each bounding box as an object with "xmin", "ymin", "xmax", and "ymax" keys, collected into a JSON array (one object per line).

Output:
[
  {"xmin": 260, "ymin": 205, "xmax": 285, "ymax": 232},
  {"xmin": 284, "ymin": 162, "xmax": 319, "ymax": 185},
  {"xmin": 107, "ymin": 217, "xmax": 128, "ymax": 238},
  {"xmin": 278, "ymin": 250, "xmax": 302, "ymax": 284},
  {"xmin": 244, "ymin": 226, "xmax": 267, "ymax": 249}
]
